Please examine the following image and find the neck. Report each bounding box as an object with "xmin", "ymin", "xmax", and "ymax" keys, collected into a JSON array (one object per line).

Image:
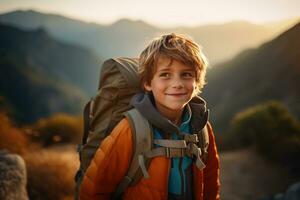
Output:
[
  {"xmin": 168, "ymin": 114, "xmax": 182, "ymax": 126},
  {"xmin": 156, "ymin": 105, "xmax": 184, "ymax": 126}
]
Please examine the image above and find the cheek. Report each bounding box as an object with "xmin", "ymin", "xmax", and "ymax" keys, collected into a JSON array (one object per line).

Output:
[
  {"xmin": 151, "ymin": 78, "xmax": 166, "ymax": 89},
  {"xmin": 152, "ymin": 82, "xmax": 165, "ymax": 93},
  {"xmin": 186, "ymin": 80, "xmax": 197, "ymax": 89},
  {"xmin": 187, "ymin": 81, "xmax": 198, "ymax": 95}
]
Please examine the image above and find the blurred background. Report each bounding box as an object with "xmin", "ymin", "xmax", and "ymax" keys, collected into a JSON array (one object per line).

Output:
[{"xmin": 0, "ymin": 0, "xmax": 300, "ymax": 199}]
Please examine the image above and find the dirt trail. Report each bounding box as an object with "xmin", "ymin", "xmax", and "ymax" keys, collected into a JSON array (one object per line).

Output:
[
  {"xmin": 220, "ymin": 148, "xmax": 294, "ymax": 200},
  {"xmin": 48, "ymin": 145, "xmax": 295, "ymax": 200}
]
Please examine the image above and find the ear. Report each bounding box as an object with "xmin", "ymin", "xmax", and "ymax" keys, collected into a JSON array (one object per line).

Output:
[{"xmin": 143, "ymin": 82, "xmax": 152, "ymax": 92}]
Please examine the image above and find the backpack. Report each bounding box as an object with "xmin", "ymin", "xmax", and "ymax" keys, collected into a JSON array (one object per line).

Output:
[{"xmin": 74, "ymin": 57, "xmax": 210, "ymax": 199}]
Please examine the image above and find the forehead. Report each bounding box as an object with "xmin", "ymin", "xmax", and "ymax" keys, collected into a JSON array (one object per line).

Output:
[{"xmin": 156, "ymin": 55, "xmax": 194, "ymax": 71}]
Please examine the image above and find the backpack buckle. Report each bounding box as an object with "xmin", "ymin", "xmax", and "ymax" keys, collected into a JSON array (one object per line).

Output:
[
  {"xmin": 184, "ymin": 134, "xmax": 199, "ymax": 143},
  {"xmin": 165, "ymin": 147, "xmax": 185, "ymax": 158}
]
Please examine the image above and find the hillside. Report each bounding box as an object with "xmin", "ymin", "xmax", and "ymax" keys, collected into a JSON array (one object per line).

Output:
[
  {"xmin": 0, "ymin": 22, "xmax": 101, "ymax": 95},
  {"xmin": 1, "ymin": 10, "xmax": 297, "ymax": 65},
  {"xmin": 202, "ymin": 22, "xmax": 300, "ymax": 134},
  {"xmin": 0, "ymin": 23, "xmax": 98, "ymax": 123},
  {"xmin": 0, "ymin": 57, "xmax": 85, "ymax": 124}
]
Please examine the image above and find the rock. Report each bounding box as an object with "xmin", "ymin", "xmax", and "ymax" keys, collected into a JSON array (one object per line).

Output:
[
  {"xmin": 0, "ymin": 150, "xmax": 28, "ymax": 200},
  {"xmin": 285, "ymin": 182, "xmax": 300, "ymax": 200},
  {"xmin": 273, "ymin": 193, "xmax": 284, "ymax": 200}
]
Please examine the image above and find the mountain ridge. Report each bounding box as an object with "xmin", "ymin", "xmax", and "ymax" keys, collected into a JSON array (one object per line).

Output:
[{"xmin": 1, "ymin": 10, "xmax": 298, "ymax": 65}]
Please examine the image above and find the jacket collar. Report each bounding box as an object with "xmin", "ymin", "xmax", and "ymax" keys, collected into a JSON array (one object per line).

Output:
[{"xmin": 131, "ymin": 92, "xmax": 208, "ymax": 137}]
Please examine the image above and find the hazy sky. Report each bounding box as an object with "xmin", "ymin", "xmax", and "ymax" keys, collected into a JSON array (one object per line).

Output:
[{"xmin": 0, "ymin": 0, "xmax": 299, "ymax": 27}]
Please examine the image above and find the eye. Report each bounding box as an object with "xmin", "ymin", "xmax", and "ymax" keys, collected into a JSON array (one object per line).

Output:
[
  {"xmin": 181, "ymin": 72, "xmax": 195, "ymax": 78},
  {"xmin": 159, "ymin": 72, "xmax": 171, "ymax": 78}
]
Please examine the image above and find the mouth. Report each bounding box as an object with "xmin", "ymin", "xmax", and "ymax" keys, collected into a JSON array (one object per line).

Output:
[{"xmin": 166, "ymin": 93, "xmax": 187, "ymax": 96}]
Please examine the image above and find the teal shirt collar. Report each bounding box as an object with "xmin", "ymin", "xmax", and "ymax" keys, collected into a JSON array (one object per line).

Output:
[{"xmin": 179, "ymin": 104, "xmax": 192, "ymax": 129}]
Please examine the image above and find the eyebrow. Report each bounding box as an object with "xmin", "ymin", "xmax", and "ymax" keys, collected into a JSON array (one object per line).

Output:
[
  {"xmin": 157, "ymin": 67, "xmax": 195, "ymax": 72},
  {"xmin": 157, "ymin": 67, "xmax": 171, "ymax": 72}
]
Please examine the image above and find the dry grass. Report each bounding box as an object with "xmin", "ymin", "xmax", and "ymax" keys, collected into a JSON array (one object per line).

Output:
[
  {"xmin": 0, "ymin": 112, "xmax": 28, "ymax": 155},
  {"xmin": 24, "ymin": 146, "xmax": 79, "ymax": 200},
  {"xmin": 0, "ymin": 112, "xmax": 80, "ymax": 200}
]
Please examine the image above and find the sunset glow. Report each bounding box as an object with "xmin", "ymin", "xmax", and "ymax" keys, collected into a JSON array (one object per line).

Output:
[{"xmin": 0, "ymin": 0, "xmax": 299, "ymax": 27}]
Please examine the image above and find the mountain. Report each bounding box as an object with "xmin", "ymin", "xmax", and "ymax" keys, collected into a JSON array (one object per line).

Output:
[
  {"xmin": 0, "ymin": 10, "xmax": 158, "ymax": 62},
  {"xmin": 1, "ymin": 10, "xmax": 298, "ymax": 65},
  {"xmin": 169, "ymin": 21, "xmax": 281, "ymax": 65},
  {"xmin": 264, "ymin": 18, "xmax": 300, "ymax": 36},
  {"xmin": 0, "ymin": 23, "xmax": 101, "ymax": 123},
  {"xmin": 202, "ymin": 22, "xmax": 300, "ymax": 133},
  {"xmin": 0, "ymin": 52, "xmax": 86, "ymax": 124},
  {"xmin": 0, "ymin": 22, "xmax": 101, "ymax": 95}
]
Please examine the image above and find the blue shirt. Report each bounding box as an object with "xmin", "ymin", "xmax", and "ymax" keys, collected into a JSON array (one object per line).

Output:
[{"xmin": 153, "ymin": 106, "xmax": 193, "ymax": 197}]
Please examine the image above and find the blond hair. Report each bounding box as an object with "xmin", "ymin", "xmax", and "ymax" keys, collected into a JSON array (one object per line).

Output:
[{"xmin": 139, "ymin": 33, "xmax": 209, "ymax": 93}]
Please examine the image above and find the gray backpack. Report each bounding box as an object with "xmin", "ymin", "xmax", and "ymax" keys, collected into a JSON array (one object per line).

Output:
[{"xmin": 74, "ymin": 57, "xmax": 210, "ymax": 199}]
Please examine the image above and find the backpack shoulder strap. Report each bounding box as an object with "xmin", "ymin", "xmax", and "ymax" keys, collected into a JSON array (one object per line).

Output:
[
  {"xmin": 113, "ymin": 108, "xmax": 153, "ymax": 199},
  {"xmin": 82, "ymin": 100, "xmax": 93, "ymax": 145},
  {"xmin": 198, "ymin": 124, "xmax": 209, "ymax": 162},
  {"xmin": 190, "ymin": 103, "xmax": 210, "ymax": 163}
]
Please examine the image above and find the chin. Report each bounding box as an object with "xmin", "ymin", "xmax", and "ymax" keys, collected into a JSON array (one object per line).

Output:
[{"xmin": 166, "ymin": 104, "xmax": 186, "ymax": 111}]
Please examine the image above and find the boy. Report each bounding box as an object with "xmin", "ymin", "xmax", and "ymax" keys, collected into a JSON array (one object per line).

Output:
[{"xmin": 79, "ymin": 33, "xmax": 220, "ymax": 200}]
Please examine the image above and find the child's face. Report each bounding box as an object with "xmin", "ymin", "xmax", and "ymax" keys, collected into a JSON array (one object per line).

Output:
[{"xmin": 144, "ymin": 56, "xmax": 197, "ymax": 118}]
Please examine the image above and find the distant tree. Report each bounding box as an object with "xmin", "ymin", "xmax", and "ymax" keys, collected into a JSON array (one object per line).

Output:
[
  {"xmin": 229, "ymin": 101, "xmax": 300, "ymax": 166},
  {"xmin": 30, "ymin": 113, "xmax": 83, "ymax": 146}
]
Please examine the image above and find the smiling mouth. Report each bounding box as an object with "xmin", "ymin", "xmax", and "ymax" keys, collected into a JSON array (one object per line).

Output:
[{"xmin": 166, "ymin": 93, "xmax": 187, "ymax": 96}]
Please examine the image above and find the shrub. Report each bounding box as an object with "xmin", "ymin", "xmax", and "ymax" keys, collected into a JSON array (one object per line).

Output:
[
  {"xmin": 24, "ymin": 149, "xmax": 78, "ymax": 200},
  {"xmin": 228, "ymin": 101, "xmax": 300, "ymax": 165},
  {"xmin": 0, "ymin": 112, "xmax": 28, "ymax": 154},
  {"xmin": 30, "ymin": 113, "xmax": 83, "ymax": 146}
]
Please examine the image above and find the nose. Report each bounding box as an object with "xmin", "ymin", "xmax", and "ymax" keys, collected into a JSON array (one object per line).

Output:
[{"xmin": 171, "ymin": 76, "xmax": 184, "ymax": 89}]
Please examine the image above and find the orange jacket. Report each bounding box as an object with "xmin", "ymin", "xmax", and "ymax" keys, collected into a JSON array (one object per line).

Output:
[{"xmin": 79, "ymin": 118, "xmax": 220, "ymax": 200}]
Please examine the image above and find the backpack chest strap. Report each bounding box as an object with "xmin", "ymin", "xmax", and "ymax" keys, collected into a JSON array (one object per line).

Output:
[{"xmin": 138, "ymin": 136, "xmax": 206, "ymax": 178}]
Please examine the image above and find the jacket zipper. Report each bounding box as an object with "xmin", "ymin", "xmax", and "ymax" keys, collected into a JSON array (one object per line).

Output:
[{"xmin": 179, "ymin": 157, "xmax": 184, "ymax": 197}]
